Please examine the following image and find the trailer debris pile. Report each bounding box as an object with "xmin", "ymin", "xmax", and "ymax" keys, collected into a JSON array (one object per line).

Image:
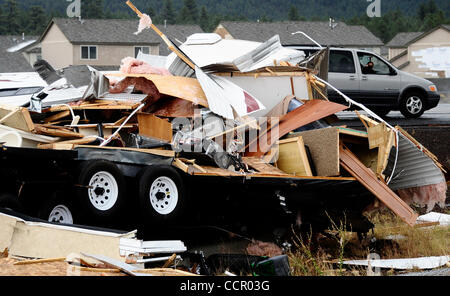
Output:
[{"xmin": 0, "ymin": 0, "xmax": 447, "ymax": 277}]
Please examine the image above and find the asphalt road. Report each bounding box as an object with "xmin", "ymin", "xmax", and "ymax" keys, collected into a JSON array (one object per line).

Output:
[{"xmin": 336, "ymin": 103, "xmax": 450, "ymax": 127}]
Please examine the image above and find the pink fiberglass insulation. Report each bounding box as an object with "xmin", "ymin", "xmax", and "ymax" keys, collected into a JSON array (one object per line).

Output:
[
  {"xmin": 120, "ymin": 57, "xmax": 172, "ymax": 76},
  {"xmin": 109, "ymin": 77, "xmax": 161, "ymax": 104},
  {"xmin": 397, "ymin": 181, "xmax": 447, "ymax": 213},
  {"xmin": 135, "ymin": 13, "xmax": 152, "ymax": 35}
]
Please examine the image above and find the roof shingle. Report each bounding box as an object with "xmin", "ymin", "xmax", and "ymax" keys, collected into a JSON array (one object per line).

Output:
[
  {"xmin": 0, "ymin": 35, "xmax": 38, "ymax": 73},
  {"xmin": 218, "ymin": 21, "xmax": 384, "ymax": 47},
  {"xmin": 43, "ymin": 18, "xmax": 204, "ymax": 55},
  {"xmin": 386, "ymin": 32, "xmax": 423, "ymax": 48}
]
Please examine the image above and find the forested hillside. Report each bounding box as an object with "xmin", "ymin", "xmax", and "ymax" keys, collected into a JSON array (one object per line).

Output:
[{"xmin": 0, "ymin": 0, "xmax": 448, "ymax": 43}]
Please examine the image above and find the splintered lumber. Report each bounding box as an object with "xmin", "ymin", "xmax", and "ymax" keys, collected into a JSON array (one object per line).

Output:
[
  {"xmin": 77, "ymin": 145, "xmax": 175, "ymax": 158},
  {"xmin": 43, "ymin": 111, "xmax": 71, "ymax": 123},
  {"xmin": 339, "ymin": 144, "xmax": 418, "ymax": 226},
  {"xmin": 276, "ymin": 137, "xmax": 313, "ymax": 176},
  {"xmin": 38, "ymin": 137, "xmax": 98, "ymax": 150},
  {"xmin": 13, "ymin": 257, "xmax": 66, "ymax": 265},
  {"xmin": 34, "ymin": 124, "xmax": 84, "ymax": 138},
  {"xmin": 0, "ymin": 105, "xmax": 35, "ymax": 132},
  {"xmin": 367, "ymin": 123, "xmax": 396, "ymax": 176},
  {"xmin": 246, "ymin": 100, "xmax": 348, "ymax": 157},
  {"xmin": 137, "ymin": 113, "xmax": 173, "ymax": 143},
  {"xmin": 242, "ymin": 157, "xmax": 287, "ymax": 175},
  {"xmin": 133, "ymin": 268, "xmax": 199, "ymax": 276}
]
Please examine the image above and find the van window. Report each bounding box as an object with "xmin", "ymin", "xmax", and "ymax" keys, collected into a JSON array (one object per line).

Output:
[
  {"xmin": 329, "ymin": 51, "xmax": 355, "ymax": 73},
  {"xmin": 358, "ymin": 52, "xmax": 391, "ymax": 75}
]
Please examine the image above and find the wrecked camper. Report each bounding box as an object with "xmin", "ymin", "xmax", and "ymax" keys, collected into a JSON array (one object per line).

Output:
[{"xmin": 0, "ymin": 2, "xmax": 447, "ymax": 243}]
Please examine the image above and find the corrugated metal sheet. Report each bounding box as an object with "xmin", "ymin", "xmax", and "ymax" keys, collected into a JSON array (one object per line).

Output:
[{"xmin": 388, "ymin": 134, "xmax": 445, "ymax": 190}]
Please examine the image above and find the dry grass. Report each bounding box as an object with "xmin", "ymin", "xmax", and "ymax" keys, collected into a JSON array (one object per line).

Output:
[{"xmin": 288, "ymin": 208, "xmax": 450, "ymax": 276}]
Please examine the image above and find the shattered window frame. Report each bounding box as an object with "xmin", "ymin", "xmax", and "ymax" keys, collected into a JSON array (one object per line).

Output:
[{"xmin": 80, "ymin": 45, "xmax": 98, "ymax": 60}]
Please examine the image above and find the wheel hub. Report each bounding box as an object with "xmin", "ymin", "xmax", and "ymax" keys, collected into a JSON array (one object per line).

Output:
[
  {"xmin": 406, "ymin": 96, "xmax": 422, "ymax": 115},
  {"xmin": 48, "ymin": 205, "xmax": 73, "ymax": 224},
  {"xmin": 149, "ymin": 177, "xmax": 178, "ymax": 215},
  {"xmin": 88, "ymin": 171, "xmax": 118, "ymax": 211}
]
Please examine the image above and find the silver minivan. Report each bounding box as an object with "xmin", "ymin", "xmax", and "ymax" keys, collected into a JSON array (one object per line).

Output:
[{"xmin": 293, "ymin": 47, "xmax": 440, "ymax": 118}]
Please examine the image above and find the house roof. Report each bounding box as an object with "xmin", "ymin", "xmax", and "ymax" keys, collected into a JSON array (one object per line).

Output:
[
  {"xmin": 40, "ymin": 18, "xmax": 204, "ymax": 55},
  {"xmin": 386, "ymin": 32, "xmax": 423, "ymax": 48},
  {"xmin": 0, "ymin": 35, "xmax": 38, "ymax": 73},
  {"xmin": 217, "ymin": 21, "xmax": 384, "ymax": 47}
]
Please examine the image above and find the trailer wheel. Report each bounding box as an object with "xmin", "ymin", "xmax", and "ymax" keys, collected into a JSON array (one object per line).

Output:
[
  {"xmin": 0, "ymin": 193, "xmax": 22, "ymax": 212},
  {"xmin": 139, "ymin": 166, "xmax": 187, "ymax": 224},
  {"xmin": 38, "ymin": 192, "xmax": 75, "ymax": 225},
  {"xmin": 76, "ymin": 160, "xmax": 126, "ymax": 220}
]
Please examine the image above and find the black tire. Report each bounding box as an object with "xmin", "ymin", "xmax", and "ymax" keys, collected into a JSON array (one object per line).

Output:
[
  {"xmin": 400, "ymin": 92, "xmax": 426, "ymax": 118},
  {"xmin": 0, "ymin": 193, "xmax": 22, "ymax": 212},
  {"xmin": 37, "ymin": 191, "xmax": 76, "ymax": 225},
  {"xmin": 139, "ymin": 165, "xmax": 187, "ymax": 225},
  {"xmin": 76, "ymin": 160, "xmax": 127, "ymax": 221},
  {"xmin": 372, "ymin": 108, "xmax": 391, "ymax": 117}
]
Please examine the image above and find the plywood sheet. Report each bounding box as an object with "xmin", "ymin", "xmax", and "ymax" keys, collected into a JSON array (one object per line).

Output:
[
  {"xmin": 0, "ymin": 214, "xmax": 17, "ymax": 251},
  {"xmin": 137, "ymin": 113, "xmax": 173, "ymax": 143},
  {"xmin": 0, "ymin": 105, "xmax": 34, "ymax": 132},
  {"xmin": 339, "ymin": 145, "xmax": 418, "ymax": 227},
  {"xmin": 276, "ymin": 137, "xmax": 313, "ymax": 176},
  {"xmin": 291, "ymin": 127, "xmax": 340, "ymax": 177},
  {"xmin": 9, "ymin": 223, "xmax": 124, "ymax": 260}
]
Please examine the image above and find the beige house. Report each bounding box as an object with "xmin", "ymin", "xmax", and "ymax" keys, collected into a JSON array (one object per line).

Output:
[
  {"xmin": 387, "ymin": 25, "xmax": 450, "ymax": 78},
  {"xmin": 39, "ymin": 18, "xmax": 203, "ymax": 70}
]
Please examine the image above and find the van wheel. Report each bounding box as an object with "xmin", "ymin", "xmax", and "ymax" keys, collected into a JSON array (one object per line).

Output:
[
  {"xmin": 139, "ymin": 166, "xmax": 187, "ymax": 224},
  {"xmin": 76, "ymin": 160, "xmax": 127, "ymax": 221},
  {"xmin": 0, "ymin": 193, "xmax": 22, "ymax": 212},
  {"xmin": 400, "ymin": 92, "xmax": 425, "ymax": 118},
  {"xmin": 38, "ymin": 192, "xmax": 75, "ymax": 224}
]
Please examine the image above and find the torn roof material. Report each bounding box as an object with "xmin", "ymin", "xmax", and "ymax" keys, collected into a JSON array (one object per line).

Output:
[{"xmin": 166, "ymin": 34, "xmax": 305, "ymax": 73}]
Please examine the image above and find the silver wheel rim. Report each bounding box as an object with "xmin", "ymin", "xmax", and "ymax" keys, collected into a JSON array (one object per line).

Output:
[
  {"xmin": 149, "ymin": 177, "xmax": 178, "ymax": 215},
  {"xmin": 88, "ymin": 171, "xmax": 118, "ymax": 211},
  {"xmin": 48, "ymin": 205, "xmax": 73, "ymax": 224},
  {"xmin": 406, "ymin": 96, "xmax": 423, "ymax": 115}
]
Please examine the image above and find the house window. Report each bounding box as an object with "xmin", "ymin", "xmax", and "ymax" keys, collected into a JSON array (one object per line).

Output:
[
  {"xmin": 135, "ymin": 46, "xmax": 150, "ymax": 58},
  {"xmin": 81, "ymin": 46, "xmax": 98, "ymax": 60}
]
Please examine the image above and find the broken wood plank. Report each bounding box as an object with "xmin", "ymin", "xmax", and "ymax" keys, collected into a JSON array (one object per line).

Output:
[
  {"xmin": 162, "ymin": 254, "xmax": 177, "ymax": 269},
  {"xmin": 242, "ymin": 157, "xmax": 287, "ymax": 175},
  {"xmin": 43, "ymin": 111, "xmax": 71, "ymax": 124},
  {"xmin": 13, "ymin": 257, "xmax": 66, "ymax": 265},
  {"xmin": 38, "ymin": 137, "xmax": 97, "ymax": 150},
  {"xmin": 246, "ymin": 100, "xmax": 348, "ymax": 157},
  {"xmin": 0, "ymin": 105, "xmax": 35, "ymax": 132},
  {"xmin": 172, "ymin": 158, "xmax": 190, "ymax": 173},
  {"xmin": 34, "ymin": 124, "xmax": 84, "ymax": 138},
  {"xmin": 339, "ymin": 144, "xmax": 418, "ymax": 226},
  {"xmin": 276, "ymin": 137, "xmax": 313, "ymax": 176},
  {"xmin": 137, "ymin": 113, "xmax": 173, "ymax": 143}
]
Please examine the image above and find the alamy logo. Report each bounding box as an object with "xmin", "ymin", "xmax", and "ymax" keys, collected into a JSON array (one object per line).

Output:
[
  {"xmin": 67, "ymin": 0, "xmax": 81, "ymax": 18},
  {"xmin": 366, "ymin": 0, "xmax": 381, "ymax": 18}
]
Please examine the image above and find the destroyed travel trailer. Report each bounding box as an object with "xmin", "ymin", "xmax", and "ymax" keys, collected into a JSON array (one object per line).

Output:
[{"xmin": 0, "ymin": 1, "xmax": 447, "ymax": 261}]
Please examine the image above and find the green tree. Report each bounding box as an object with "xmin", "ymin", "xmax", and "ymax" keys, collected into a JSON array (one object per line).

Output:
[
  {"xmin": 421, "ymin": 9, "xmax": 445, "ymax": 31},
  {"xmin": 288, "ymin": 5, "xmax": 300, "ymax": 21},
  {"xmin": 418, "ymin": 0, "xmax": 438, "ymax": 20},
  {"xmin": 27, "ymin": 6, "xmax": 48, "ymax": 35},
  {"xmin": 179, "ymin": 0, "xmax": 198, "ymax": 24},
  {"xmin": 0, "ymin": 6, "xmax": 5, "ymax": 34},
  {"xmin": 199, "ymin": 6, "xmax": 210, "ymax": 31},
  {"xmin": 3, "ymin": 0, "xmax": 21, "ymax": 34},
  {"xmin": 82, "ymin": 0, "xmax": 104, "ymax": 19},
  {"xmin": 162, "ymin": 0, "xmax": 176, "ymax": 25}
]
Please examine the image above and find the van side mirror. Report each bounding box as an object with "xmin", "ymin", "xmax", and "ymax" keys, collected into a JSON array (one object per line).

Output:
[{"xmin": 390, "ymin": 68, "xmax": 397, "ymax": 76}]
